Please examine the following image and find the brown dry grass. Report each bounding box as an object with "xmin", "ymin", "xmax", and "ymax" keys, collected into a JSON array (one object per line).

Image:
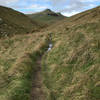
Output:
[
  {"xmin": 42, "ymin": 6, "xmax": 100, "ymax": 100},
  {"xmin": 0, "ymin": 31, "xmax": 49, "ymax": 100}
]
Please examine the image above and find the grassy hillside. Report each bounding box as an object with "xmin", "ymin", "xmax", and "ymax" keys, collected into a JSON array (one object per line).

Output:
[
  {"xmin": 27, "ymin": 9, "xmax": 66, "ymax": 25},
  {"xmin": 0, "ymin": 6, "xmax": 40, "ymax": 37},
  {"xmin": 0, "ymin": 5, "xmax": 100, "ymax": 100},
  {"xmin": 42, "ymin": 6, "xmax": 100, "ymax": 100},
  {"xmin": 0, "ymin": 32, "xmax": 49, "ymax": 100}
]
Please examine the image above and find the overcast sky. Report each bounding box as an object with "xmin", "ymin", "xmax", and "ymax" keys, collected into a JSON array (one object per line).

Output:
[{"xmin": 0, "ymin": 0, "xmax": 100, "ymax": 16}]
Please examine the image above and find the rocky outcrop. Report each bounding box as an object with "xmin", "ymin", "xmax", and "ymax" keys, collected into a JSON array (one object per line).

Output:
[{"xmin": 47, "ymin": 13, "xmax": 59, "ymax": 16}]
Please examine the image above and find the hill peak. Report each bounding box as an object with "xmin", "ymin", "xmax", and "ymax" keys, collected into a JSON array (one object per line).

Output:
[
  {"xmin": 43, "ymin": 9, "xmax": 54, "ymax": 13},
  {"xmin": 42, "ymin": 9, "xmax": 64, "ymax": 17},
  {"xmin": 44, "ymin": 9, "xmax": 52, "ymax": 12}
]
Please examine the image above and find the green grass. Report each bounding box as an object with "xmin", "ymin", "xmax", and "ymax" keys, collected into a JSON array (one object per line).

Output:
[
  {"xmin": 0, "ymin": 32, "xmax": 49, "ymax": 100},
  {"xmin": 0, "ymin": 59, "xmax": 15, "ymax": 71},
  {"xmin": 9, "ymin": 51, "xmax": 44, "ymax": 100},
  {"xmin": 27, "ymin": 9, "xmax": 65, "ymax": 25},
  {"xmin": 42, "ymin": 19, "xmax": 100, "ymax": 100},
  {"xmin": 0, "ymin": 5, "xmax": 41, "ymax": 37},
  {"xmin": 0, "ymin": 6, "xmax": 100, "ymax": 100}
]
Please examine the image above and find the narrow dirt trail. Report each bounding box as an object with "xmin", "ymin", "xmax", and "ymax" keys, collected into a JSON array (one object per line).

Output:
[{"xmin": 30, "ymin": 57, "xmax": 46, "ymax": 100}]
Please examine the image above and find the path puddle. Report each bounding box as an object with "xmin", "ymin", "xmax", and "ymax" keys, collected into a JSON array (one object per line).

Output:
[{"xmin": 47, "ymin": 43, "xmax": 53, "ymax": 52}]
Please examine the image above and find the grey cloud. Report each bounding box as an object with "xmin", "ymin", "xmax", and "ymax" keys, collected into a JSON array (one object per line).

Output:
[
  {"xmin": 0, "ymin": 0, "xmax": 18, "ymax": 5},
  {"xmin": 47, "ymin": 0, "xmax": 98, "ymax": 16},
  {"xmin": 45, "ymin": 0, "xmax": 88, "ymax": 12},
  {"xmin": 61, "ymin": 0, "xmax": 87, "ymax": 12},
  {"xmin": 59, "ymin": 0, "xmax": 97, "ymax": 13},
  {"xmin": 50, "ymin": 0, "xmax": 67, "ymax": 6}
]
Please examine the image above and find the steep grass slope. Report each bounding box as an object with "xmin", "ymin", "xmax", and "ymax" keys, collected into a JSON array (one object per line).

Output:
[
  {"xmin": 42, "ymin": 6, "xmax": 100, "ymax": 100},
  {"xmin": 0, "ymin": 6, "xmax": 40, "ymax": 37},
  {"xmin": 0, "ymin": 32, "xmax": 49, "ymax": 100},
  {"xmin": 27, "ymin": 9, "xmax": 65, "ymax": 25}
]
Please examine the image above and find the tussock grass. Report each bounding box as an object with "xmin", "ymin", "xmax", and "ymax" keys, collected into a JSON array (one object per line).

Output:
[
  {"xmin": 42, "ymin": 7, "xmax": 100, "ymax": 100},
  {"xmin": 0, "ymin": 6, "xmax": 100, "ymax": 100},
  {"xmin": 0, "ymin": 32, "xmax": 49, "ymax": 100}
]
